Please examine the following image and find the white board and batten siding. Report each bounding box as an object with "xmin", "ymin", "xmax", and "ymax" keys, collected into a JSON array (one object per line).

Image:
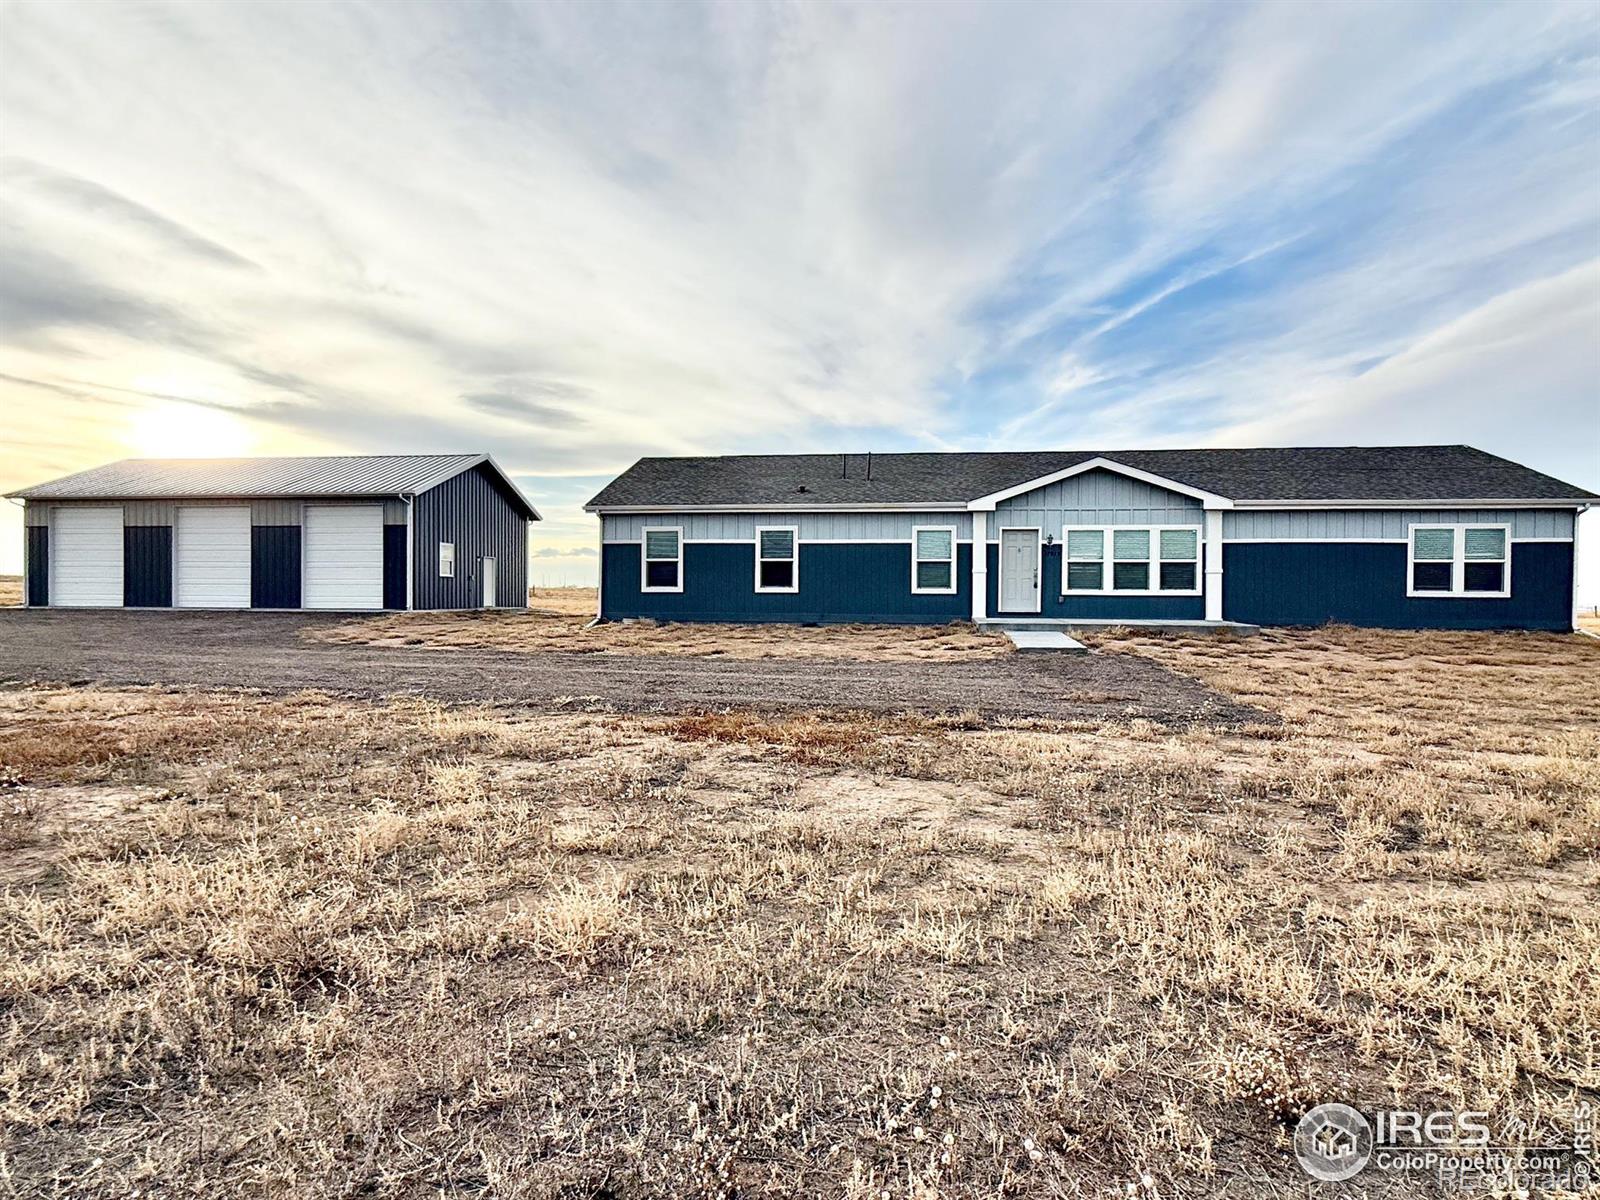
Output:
[
  {"xmin": 175, "ymin": 506, "xmax": 251, "ymax": 608},
  {"xmin": 50, "ymin": 507, "xmax": 124, "ymax": 607},
  {"xmin": 303, "ymin": 504, "xmax": 384, "ymax": 610}
]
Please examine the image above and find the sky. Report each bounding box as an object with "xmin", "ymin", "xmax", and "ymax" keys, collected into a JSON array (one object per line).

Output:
[{"xmin": 1, "ymin": 0, "xmax": 1597, "ymax": 594}]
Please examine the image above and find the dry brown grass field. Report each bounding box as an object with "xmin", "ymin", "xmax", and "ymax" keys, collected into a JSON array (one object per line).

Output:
[
  {"xmin": 1, "ymin": 626, "xmax": 1597, "ymax": 1197},
  {"xmin": 312, "ymin": 587, "xmax": 1009, "ymax": 661}
]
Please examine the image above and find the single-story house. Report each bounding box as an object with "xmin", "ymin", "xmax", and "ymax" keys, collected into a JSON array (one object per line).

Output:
[
  {"xmin": 585, "ymin": 445, "xmax": 1593, "ymax": 631},
  {"xmin": 9, "ymin": 454, "xmax": 539, "ymax": 611}
]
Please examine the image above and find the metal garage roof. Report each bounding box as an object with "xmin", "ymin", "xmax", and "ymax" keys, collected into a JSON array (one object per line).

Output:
[{"xmin": 8, "ymin": 454, "xmax": 541, "ymax": 518}]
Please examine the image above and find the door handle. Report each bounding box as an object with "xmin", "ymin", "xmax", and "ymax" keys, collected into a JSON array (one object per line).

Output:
[{"xmin": 1032, "ymin": 569, "xmax": 1038, "ymax": 587}]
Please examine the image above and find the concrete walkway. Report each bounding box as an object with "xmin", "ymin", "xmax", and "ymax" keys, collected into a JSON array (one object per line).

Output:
[{"xmin": 1004, "ymin": 630, "xmax": 1088, "ymax": 654}]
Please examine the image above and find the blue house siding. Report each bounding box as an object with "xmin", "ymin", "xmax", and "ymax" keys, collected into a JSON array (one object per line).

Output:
[
  {"xmin": 984, "ymin": 543, "xmax": 1207, "ymax": 620},
  {"xmin": 251, "ymin": 526, "xmax": 301, "ymax": 609},
  {"xmin": 25, "ymin": 526, "xmax": 47, "ymax": 606},
  {"xmin": 123, "ymin": 526, "xmax": 172, "ymax": 607},
  {"xmin": 1223, "ymin": 541, "xmax": 1573, "ymax": 630},
  {"xmin": 603, "ymin": 542, "xmax": 971, "ymax": 624}
]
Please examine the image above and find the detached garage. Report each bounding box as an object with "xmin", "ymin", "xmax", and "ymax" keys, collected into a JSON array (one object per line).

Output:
[{"xmin": 9, "ymin": 454, "xmax": 540, "ymax": 612}]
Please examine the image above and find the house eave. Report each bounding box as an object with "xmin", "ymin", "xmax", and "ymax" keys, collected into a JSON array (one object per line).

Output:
[
  {"xmin": 1229, "ymin": 498, "xmax": 1595, "ymax": 510},
  {"xmin": 584, "ymin": 501, "xmax": 967, "ymax": 514}
]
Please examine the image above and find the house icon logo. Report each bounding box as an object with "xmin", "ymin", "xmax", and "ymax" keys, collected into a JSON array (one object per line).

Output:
[{"xmin": 1294, "ymin": 1103, "xmax": 1373, "ymax": 1181}]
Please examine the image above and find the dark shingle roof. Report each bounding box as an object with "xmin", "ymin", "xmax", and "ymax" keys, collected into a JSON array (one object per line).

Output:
[
  {"xmin": 9, "ymin": 454, "xmax": 541, "ymax": 518},
  {"xmin": 586, "ymin": 446, "xmax": 1595, "ymax": 508}
]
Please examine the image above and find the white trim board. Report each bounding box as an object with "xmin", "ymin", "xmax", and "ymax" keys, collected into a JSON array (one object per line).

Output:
[
  {"xmin": 609, "ymin": 536, "xmax": 974, "ymax": 545},
  {"xmin": 1230, "ymin": 498, "xmax": 1591, "ymax": 510},
  {"xmin": 588, "ymin": 502, "xmax": 962, "ymax": 514},
  {"xmin": 1220, "ymin": 536, "xmax": 1569, "ymax": 544}
]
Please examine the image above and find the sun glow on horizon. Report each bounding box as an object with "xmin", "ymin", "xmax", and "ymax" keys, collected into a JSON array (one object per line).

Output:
[{"xmin": 125, "ymin": 398, "xmax": 257, "ymax": 458}]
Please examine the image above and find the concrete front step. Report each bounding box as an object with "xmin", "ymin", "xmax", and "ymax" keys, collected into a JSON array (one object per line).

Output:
[
  {"xmin": 988, "ymin": 618, "xmax": 1259, "ymax": 635},
  {"xmin": 1005, "ymin": 630, "xmax": 1089, "ymax": 654}
]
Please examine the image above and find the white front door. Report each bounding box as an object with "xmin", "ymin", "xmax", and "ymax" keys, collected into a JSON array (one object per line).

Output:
[
  {"xmin": 175, "ymin": 506, "xmax": 251, "ymax": 608},
  {"xmin": 303, "ymin": 505, "xmax": 384, "ymax": 610},
  {"xmin": 999, "ymin": 528, "xmax": 1040, "ymax": 613},
  {"xmin": 481, "ymin": 557, "xmax": 496, "ymax": 608},
  {"xmin": 52, "ymin": 507, "xmax": 124, "ymax": 607}
]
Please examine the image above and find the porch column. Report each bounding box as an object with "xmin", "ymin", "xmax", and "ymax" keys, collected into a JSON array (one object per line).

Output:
[
  {"xmin": 970, "ymin": 509, "xmax": 988, "ymax": 622},
  {"xmin": 1204, "ymin": 507, "xmax": 1224, "ymax": 621}
]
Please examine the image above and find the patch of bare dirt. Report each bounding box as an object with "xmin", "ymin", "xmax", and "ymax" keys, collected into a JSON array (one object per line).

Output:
[{"xmin": 309, "ymin": 588, "xmax": 1010, "ymax": 661}]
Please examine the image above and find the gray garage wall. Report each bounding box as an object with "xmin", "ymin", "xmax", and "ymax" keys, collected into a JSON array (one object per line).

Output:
[{"xmin": 411, "ymin": 464, "xmax": 529, "ymax": 609}]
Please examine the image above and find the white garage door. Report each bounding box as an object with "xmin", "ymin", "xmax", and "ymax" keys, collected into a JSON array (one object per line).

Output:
[
  {"xmin": 303, "ymin": 505, "xmax": 384, "ymax": 610},
  {"xmin": 51, "ymin": 507, "xmax": 124, "ymax": 607},
  {"xmin": 175, "ymin": 506, "xmax": 252, "ymax": 608}
]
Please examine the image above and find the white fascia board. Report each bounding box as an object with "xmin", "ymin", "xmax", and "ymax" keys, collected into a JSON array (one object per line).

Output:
[
  {"xmin": 584, "ymin": 502, "xmax": 963, "ymax": 514},
  {"xmin": 965, "ymin": 456, "xmax": 1233, "ymax": 512},
  {"xmin": 1229, "ymin": 498, "xmax": 1594, "ymax": 510}
]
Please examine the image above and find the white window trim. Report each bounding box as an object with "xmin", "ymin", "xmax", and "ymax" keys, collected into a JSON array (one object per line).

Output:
[
  {"xmin": 439, "ymin": 541, "xmax": 455, "ymax": 578},
  {"xmin": 1406, "ymin": 523, "xmax": 1511, "ymax": 599},
  {"xmin": 1060, "ymin": 524, "xmax": 1203, "ymax": 597},
  {"xmin": 911, "ymin": 524, "xmax": 958, "ymax": 594},
  {"xmin": 641, "ymin": 526, "xmax": 684, "ymax": 593},
  {"xmin": 753, "ymin": 525, "xmax": 799, "ymax": 593},
  {"xmin": 996, "ymin": 526, "xmax": 1044, "ymax": 614}
]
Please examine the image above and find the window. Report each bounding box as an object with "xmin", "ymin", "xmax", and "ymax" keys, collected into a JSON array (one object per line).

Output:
[
  {"xmin": 1158, "ymin": 528, "xmax": 1199, "ymax": 591},
  {"xmin": 642, "ymin": 527, "xmax": 682, "ymax": 592},
  {"xmin": 1063, "ymin": 526, "xmax": 1203, "ymax": 594},
  {"xmin": 1065, "ymin": 529, "xmax": 1104, "ymax": 591},
  {"xmin": 1408, "ymin": 524, "xmax": 1509, "ymax": 598},
  {"xmin": 439, "ymin": 542, "xmax": 455, "ymax": 578},
  {"xmin": 1112, "ymin": 529, "xmax": 1150, "ymax": 590},
  {"xmin": 912, "ymin": 526, "xmax": 956, "ymax": 593},
  {"xmin": 755, "ymin": 527, "xmax": 798, "ymax": 592}
]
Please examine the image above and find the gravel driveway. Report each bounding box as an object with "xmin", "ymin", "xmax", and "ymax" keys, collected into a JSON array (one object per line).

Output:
[{"xmin": 0, "ymin": 610, "xmax": 1263, "ymax": 726}]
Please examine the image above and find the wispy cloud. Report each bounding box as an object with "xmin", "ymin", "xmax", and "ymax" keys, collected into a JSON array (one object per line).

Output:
[{"xmin": 1, "ymin": 0, "xmax": 1596, "ymax": 583}]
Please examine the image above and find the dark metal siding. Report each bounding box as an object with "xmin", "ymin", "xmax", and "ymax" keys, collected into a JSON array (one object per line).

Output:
[
  {"xmin": 602, "ymin": 543, "xmax": 972, "ymax": 624},
  {"xmin": 985, "ymin": 543, "xmax": 1206, "ymax": 620},
  {"xmin": 412, "ymin": 465, "xmax": 528, "ymax": 609},
  {"xmin": 383, "ymin": 525, "xmax": 407, "ymax": 609},
  {"xmin": 123, "ymin": 526, "xmax": 172, "ymax": 607},
  {"xmin": 251, "ymin": 526, "xmax": 301, "ymax": 609},
  {"xmin": 1222, "ymin": 541, "xmax": 1572, "ymax": 630},
  {"xmin": 25, "ymin": 526, "xmax": 47, "ymax": 606}
]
